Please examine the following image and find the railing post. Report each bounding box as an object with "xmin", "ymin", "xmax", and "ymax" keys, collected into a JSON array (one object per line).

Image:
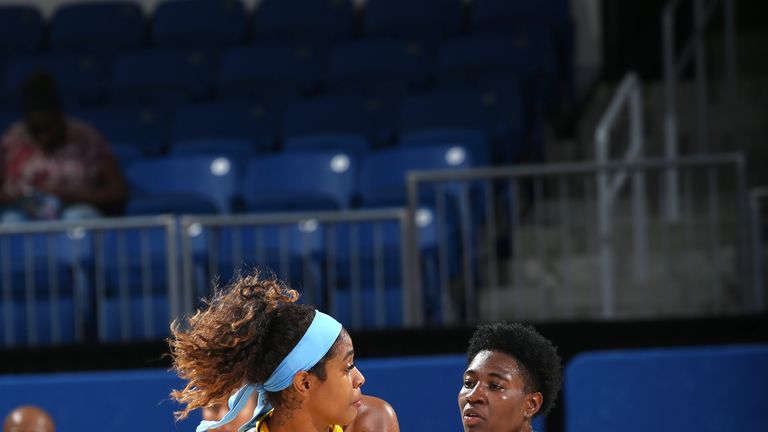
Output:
[
  {"xmin": 165, "ymin": 217, "xmax": 180, "ymax": 324},
  {"xmin": 404, "ymin": 174, "xmax": 423, "ymax": 327},
  {"xmin": 750, "ymin": 187, "xmax": 767, "ymax": 312},
  {"xmin": 723, "ymin": 0, "xmax": 737, "ymax": 104},
  {"xmin": 630, "ymin": 86, "xmax": 649, "ymax": 287},
  {"xmin": 694, "ymin": 0, "xmax": 710, "ymax": 154},
  {"xmin": 594, "ymin": 72, "xmax": 644, "ymax": 318},
  {"xmin": 663, "ymin": 4, "xmax": 681, "ymax": 222}
]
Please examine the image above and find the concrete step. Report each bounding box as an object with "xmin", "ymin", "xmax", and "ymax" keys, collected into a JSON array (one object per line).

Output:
[{"xmin": 474, "ymin": 245, "xmax": 745, "ymax": 322}]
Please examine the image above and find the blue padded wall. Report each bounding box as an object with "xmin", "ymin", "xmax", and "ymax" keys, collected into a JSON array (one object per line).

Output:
[
  {"xmin": 564, "ymin": 344, "xmax": 768, "ymax": 432},
  {"xmin": 0, "ymin": 355, "xmax": 548, "ymax": 432},
  {"xmin": 0, "ymin": 369, "xmax": 200, "ymax": 431}
]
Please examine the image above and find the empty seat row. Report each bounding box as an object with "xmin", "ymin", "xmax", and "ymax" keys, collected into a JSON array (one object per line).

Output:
[
  {"xmin": 0, "ymin": 0, "xmax": 569, "ymax": 55},
  {"xmin": 1, "ymin": 32, "xmax": 557, "ymax": 111},
  {"xmin": 123, "ymin": 145, "xmax": 476, "ymax": 216},
  {"xmin": 2, "ymin": 85, "xmax": 532, "ymax": 165}
]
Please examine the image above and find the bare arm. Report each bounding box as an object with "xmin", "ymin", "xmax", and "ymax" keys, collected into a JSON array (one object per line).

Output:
[
  {"xmin": 345, "ymin": 395, "xmax": 399, "ymax": 432},
  {"xmin": 40, "ymin": 152, "xmax": 129, "ymax": 207}
]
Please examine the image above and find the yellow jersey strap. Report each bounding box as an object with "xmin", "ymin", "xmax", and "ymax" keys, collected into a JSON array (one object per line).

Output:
[{"xmin": 253, "ymin": 411, "xmax": 343, "ymax": 432}]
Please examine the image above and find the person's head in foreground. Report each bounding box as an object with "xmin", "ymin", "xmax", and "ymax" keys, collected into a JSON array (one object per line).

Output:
[
  {"xmin": 2, "ymin": 405, "xmax": 55, "ymax": 432},
  {"xmin": 170, "ymin": 271, "xmax": 365, "ymax": 432},
  {"xmin": 459, "ymin": 322, "xmax": 562, "ymax": 432}
]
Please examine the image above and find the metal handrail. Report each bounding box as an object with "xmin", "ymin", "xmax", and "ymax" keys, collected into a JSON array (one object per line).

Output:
[
  {"xmin": 750, "ymin": 187, "xmax": 768, "ymax": 312},
  {"xmin": 407, "ymin": 153, "xmax": 749, "ymax": 322},
  {"xmin": 662, "ymin": 0, "xmax": 736, "ymax": 221},
  {"xmin": 179, "ymin": 208, "xmax": 420, "ymax": 326},
  {"xmin": 593, "ymin": 71, "xmax": 647, "ymax": 318}
]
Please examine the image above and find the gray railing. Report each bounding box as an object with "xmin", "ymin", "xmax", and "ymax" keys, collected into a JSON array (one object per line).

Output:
[
  {"xmin": 662, "ymin": 0, "xmax": 736, "ymax": 219},
  {"xmin": 178, "ymin": 208, "xmax": 419, "ymax": 328},
  {"xmin": 594, "ymin": 71, "xmax": 647, "ymax": 317},
  {"xmin": 406, "ymin": 154, "xmax": 753, "ymax": 324},
  {"xmin": 750, "ymin": 187, "xmax": 768, "ymax": 311},
  {"xmin": 2, "ymin": 155, "xmax": 759, "ymax": 346},
  {"xmin": 0, "ymin": 215, "xmax": 178, "ymax": 346}
]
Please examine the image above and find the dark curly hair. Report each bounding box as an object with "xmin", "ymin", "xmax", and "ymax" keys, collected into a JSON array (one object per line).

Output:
[
  {"xmin": 466, "ymin": 322, "xmax": 562, "ymax": 417},
  {"xmin": 168, "ymin": 271, "xmax": 342, "ymax": 420}
]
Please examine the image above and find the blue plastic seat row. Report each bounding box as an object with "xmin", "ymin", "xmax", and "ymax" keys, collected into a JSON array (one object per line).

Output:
[
  {"xmin": 0, "ymin": 145, "xmax": 475, "ymax": 345},
  {"xmin": 0, "ymin": 0, "xmax": 571, "ymax": 107},
  {"xmin": 1, "ymin": 33, "xmax": 550, "ymax": 104},
  {"xmin": 0, "ymin": 0, "xmax": 464, "ymax": 55},
  {"xmin": 63, "ymin": 85, "xmax": 524, "ymax": 168}
]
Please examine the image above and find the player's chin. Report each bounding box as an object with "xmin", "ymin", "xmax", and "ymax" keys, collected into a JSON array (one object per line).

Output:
[{"xmin": 340, "ymin": 406, "xmax": 359, "ymax": 425}]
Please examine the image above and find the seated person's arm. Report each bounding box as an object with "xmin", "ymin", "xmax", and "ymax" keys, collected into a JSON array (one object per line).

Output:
[{"xmin": 344, "ymin": 395, "xmax": 399, "ymax": 432}]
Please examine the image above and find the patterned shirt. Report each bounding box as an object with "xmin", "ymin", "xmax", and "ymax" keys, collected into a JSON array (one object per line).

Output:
[{"xmin": 0, "ymin": 117, "xmax": 115, "ymax": 198}]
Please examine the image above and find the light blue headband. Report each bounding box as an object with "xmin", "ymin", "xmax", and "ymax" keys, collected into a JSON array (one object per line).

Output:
[{"xmin": 195, "ymin": 310, "xmax": 343, "ymax": 432}]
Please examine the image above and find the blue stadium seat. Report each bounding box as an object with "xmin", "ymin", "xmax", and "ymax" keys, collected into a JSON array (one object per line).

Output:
[
  {"xmin": 283, "ymin": 98, "xmax": 372, "ymax": 154},
  {"xmin": 3, "ymin": 53, "xmax": 109, "ymax": 110},
  {"xmin": 172, "ymin": 102, "xmax": 276, "ymax": 156},
  {"xmin": 101, "ymin": 294, "xmax": 170, "ymax": 342},
  {"xmin": 152, "ymin": 0, "xmax": 246, "ymax": 51},
  {"xmin": 471, "ymin": 0, "xmax": 573, "ymax": 103},
  {"xmin": 328, "ymin": 39, "xmax": 434, "ymax": 94},
  {"xmin": 75, "ymin": 105, "xmax": 172, "ymax": 155},
  {"xmin": 330, "ymin": 145, "xmax": 475, "ymax": 327},
  {"xmin": 0, "ymin": 112, "xmax": 18, "ymax": 132},
  {"xmin": 50, "ymin": 2, "xmax": 145, "ymax": 56},
  {"xmin": 111, "ymin": 48, "xmax": 215, "ymax": 108},
  {"xmin": 109, "ymin": 142, "xmax": 144, "ymax": 170},
  {"xmin": 88, "ymin": 224, "xmax": 174, "ymax": 342},
  {"xmin": 363, "ymin": 0, "xmax": 463, "ymax": 43},
  {"xmin": 438, "ymin": 33, "xmax": 558, "ymax": 107},
  {"xmin": 208, "ymin": 223, "xmax": 325, "ymax": 307},
  {"xmin": 217, "ymin": 43, "xmax": 325, "ymax": 107},
  {"xmin": 0, "ymin": 231, "xmax": 91, "ymax": 347},
  {"xmin": 252, "ymin": 0, "xmax": 354, "ymax": 44},
  {"xmin": 242, "ymin": 151, "xmax": 357, "ymax": 212},
  {"xmin": 0, "ymin": 6, "xmax": 44, "ymax": 58},
  {"xmin": 398, "ymin": 89, "xmax": 497, "ymax": 165},
  {"xmin": 565, "ymin": 345, "xmax": 768, "ymax": 431},
  {"xmin": 471, "ymin": 0, "xmax": 570, "ymax": 30},
  {"xmin": 359, "ymin": 145, "xmax": 474, "ymax": 207},
  {"xmin": 125, "ymin": 155, "xmax": 240, "ymax": 215}
]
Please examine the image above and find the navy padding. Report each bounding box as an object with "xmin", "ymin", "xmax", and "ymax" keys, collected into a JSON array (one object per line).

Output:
[
  {"xmin": 0, "ymin": 369, "xmax": 201, "ymax": 432},
  {"xmin": 565, "ymin": 344, "xmax": 768, "ymax": 431}
]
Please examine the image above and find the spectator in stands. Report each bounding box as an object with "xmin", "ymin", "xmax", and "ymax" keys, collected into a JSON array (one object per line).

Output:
[
  {"xmin": 0, "ymin": 71, "xmax": 127, "ymax": 222},
  {"xmin": 459, "ymin": 322, "xmax": 562, "ymax": 432},
  {"xmin": 169, "ymin": 271, "xmax": 376, "ymax": 432},
  {"xmin": 202, "ymin": 393, "xmax": 398, "ymax": 432},
  {"xmin": 2, "ymin": 405, "xmax": 55, "ymax": 432}
]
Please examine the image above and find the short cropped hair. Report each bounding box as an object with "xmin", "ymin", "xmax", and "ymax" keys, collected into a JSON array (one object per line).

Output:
[{"xmin": 467, "ymin": 322, "xmax": 563, "ymax": 416}]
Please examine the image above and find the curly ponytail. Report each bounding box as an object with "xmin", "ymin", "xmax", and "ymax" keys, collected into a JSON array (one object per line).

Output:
[{"xmin": 168, "ymin": 271, "xmax": 316, "ymax": 420}]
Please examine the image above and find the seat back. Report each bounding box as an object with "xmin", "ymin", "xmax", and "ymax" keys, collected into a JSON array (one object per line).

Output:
[
  {"xmin": 283, "ymin": 97, "xmax": 372, "ymax": 154},
  {"xmin": 153, "ymin": 0, "xmax": 246, "ymax": 50},
  {"xmin": 363, "ymin": 0, "xmax": 462, "ymax": 43},
  {"xmin": 111, "ymin": 48, "xmax": 215, "ymax": 107},
  {"xmin": 0, "ymin": 6, "xmax": 44, "ymax": 56},
  {"xmin": 126, "ymin": 155, "xmax": 240, "ymax": 214},
  {"xmin": 3, "ymin": 53, "xmax": 108, "ymax": 109},
  {"xmin": 75, "ymin": 105, "xmax": 171, "ymax": 155},
  {"xmin": 172, "ymin": 102, "xmax": 276, "ymax": 154},
  {"xmin": 253, "ymin": 0, "xmax": 354, "ymax": 44},
  {"xmin": 242, "ymin": 151, "xmax": 357, "ymax": 211},
  {"xmin": 50, "ymin": 2, "xmax": 145, "ymax": 55}
]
